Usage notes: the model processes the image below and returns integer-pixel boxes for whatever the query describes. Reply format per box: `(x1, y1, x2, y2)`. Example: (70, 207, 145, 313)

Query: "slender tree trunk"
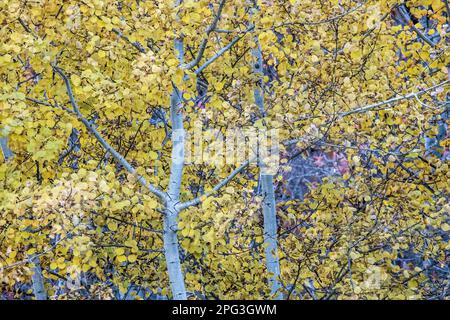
(163, 202, 186, 300)
(29, 254, 47, 300)
(162, 25, 187, 299)
(163, 90, 187, 299)
(252, 35, 282, 298)
(260, 174, 281, 297)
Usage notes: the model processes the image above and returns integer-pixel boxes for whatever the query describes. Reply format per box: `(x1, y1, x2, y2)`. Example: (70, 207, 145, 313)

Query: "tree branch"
(177, 157, 254, 211)
(339, 80, 449, 117)
(51, 65, 167, 201)
(282, 80, 449, 147)
(194, 26, 254, 75)
(0, 234, 70, 272)
(396, 4, 437, 47)
(180, 0, 227, 70)
(274, 1, 368, 28)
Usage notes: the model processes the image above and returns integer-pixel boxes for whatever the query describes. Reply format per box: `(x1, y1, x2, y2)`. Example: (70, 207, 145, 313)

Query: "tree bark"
(162, 28, 187, 299)
(252, 33, 282, 298)
(260, 173, 281, 297)
(163, 202, 186, 300)
(0, 136, 13, 161)
(29, 254, 47, 300)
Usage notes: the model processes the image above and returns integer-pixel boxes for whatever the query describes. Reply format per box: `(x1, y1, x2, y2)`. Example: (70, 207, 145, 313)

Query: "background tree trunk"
(0, 136, 13, 161)
(29, 254, 47, 300)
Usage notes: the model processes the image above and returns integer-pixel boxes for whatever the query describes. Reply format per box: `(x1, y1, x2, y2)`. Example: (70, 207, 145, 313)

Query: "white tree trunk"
(260, 173, 281, 297)
(163, 202, 186, 300)
(252, 36, 282, 298)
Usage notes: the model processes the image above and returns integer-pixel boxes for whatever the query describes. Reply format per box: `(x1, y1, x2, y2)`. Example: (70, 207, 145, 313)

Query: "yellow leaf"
(107, 221, 118, 231)
(215, 81, 224, 92)
(149, 151, 158, 160)
(71, 74, 81, 86)
(117, 255, 127, 263)
(114, 248, 125, 256)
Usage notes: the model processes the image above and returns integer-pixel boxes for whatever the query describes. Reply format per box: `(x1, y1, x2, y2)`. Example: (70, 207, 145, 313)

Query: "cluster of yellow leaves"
(0, 0, 448, 299)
